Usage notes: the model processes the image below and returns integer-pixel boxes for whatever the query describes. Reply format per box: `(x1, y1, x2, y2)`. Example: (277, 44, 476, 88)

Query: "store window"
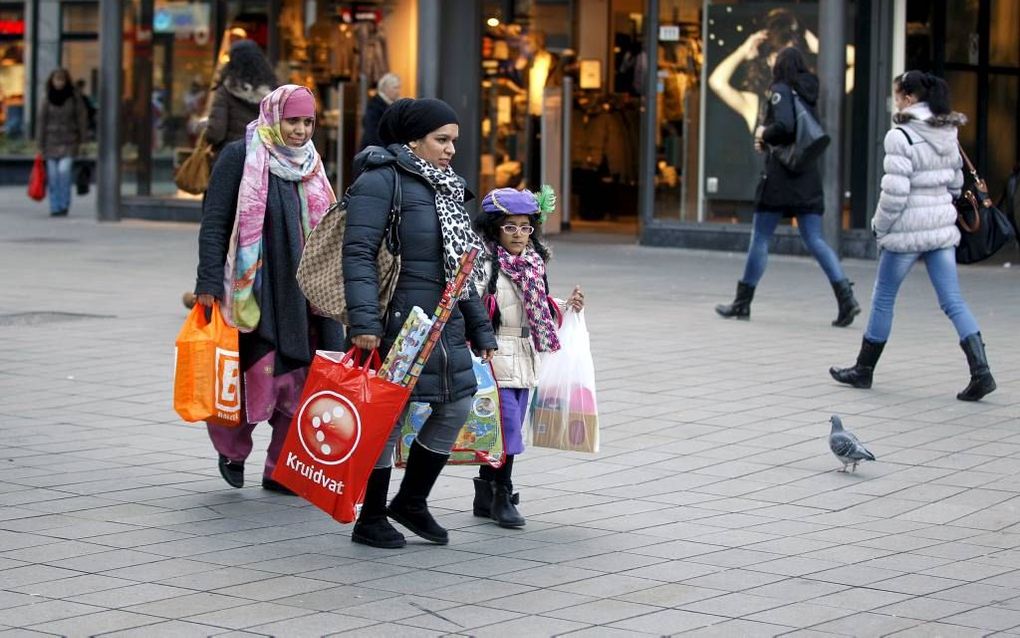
(61, 1, 99, 151)
(119, 0, 414, 201)
(0, 3, 27, 152)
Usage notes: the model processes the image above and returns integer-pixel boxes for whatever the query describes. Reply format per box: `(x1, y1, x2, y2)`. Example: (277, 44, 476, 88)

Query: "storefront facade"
(10, 1, 1017, 259)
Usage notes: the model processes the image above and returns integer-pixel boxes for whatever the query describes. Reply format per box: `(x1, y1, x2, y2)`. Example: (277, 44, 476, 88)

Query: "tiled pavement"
(2, 194, 1019, 637)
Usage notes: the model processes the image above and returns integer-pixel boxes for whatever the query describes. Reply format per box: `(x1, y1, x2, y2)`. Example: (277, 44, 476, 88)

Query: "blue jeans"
(741, 212, 846, 286)
(864, 247, 980, 343)
(46, 156, 73, 214)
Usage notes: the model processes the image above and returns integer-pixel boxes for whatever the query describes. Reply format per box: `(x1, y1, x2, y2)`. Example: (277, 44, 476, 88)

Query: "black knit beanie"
(378, 98, 459, 146)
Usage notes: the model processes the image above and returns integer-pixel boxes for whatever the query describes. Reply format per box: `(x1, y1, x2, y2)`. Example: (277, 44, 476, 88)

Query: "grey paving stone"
(26, 610, 163, 637)
(0, 600, 105, 627)
(246, 611, 376, 637)
(882, 622, 988, 637)
(123, 592, 251, 618)
(184, 602, 307, 630)
(677, 618, 795, 637)
(607, 609, 725, 634)
(98, 619, 231, 637)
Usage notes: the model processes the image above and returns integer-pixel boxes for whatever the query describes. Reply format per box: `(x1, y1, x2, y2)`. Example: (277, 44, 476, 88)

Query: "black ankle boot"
(472, 477, 493, 517)
(831, 279, 861, 327)
(387, 441, 450, 544)
(490, 455, 525, 528)
(715, 281, 755, 320)
(352, 467, 405, 548)
(957, 333, 996, 401)
(830, 337, 886, 389)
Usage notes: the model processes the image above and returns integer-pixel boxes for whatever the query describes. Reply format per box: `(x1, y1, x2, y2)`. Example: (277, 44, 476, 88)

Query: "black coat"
(195, 140, 344, 373)
(359, 95, 389, 150)
(756, 73, 825, 215)
(343, 144, 498, 404)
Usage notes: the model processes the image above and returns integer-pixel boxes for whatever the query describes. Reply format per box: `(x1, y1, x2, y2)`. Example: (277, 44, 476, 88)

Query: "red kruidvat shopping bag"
(271, 349, 411, 523)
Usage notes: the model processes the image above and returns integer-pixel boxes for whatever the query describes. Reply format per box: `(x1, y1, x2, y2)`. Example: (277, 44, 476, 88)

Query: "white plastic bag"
(527, 310, 599, 453)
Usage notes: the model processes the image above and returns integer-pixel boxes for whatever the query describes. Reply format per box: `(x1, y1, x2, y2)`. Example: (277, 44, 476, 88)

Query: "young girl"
(473, 186, 584, 528)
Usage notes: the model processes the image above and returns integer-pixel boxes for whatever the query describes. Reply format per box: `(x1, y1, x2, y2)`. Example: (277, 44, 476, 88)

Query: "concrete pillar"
(96, 0, 122, 221)
(817, 0, 846, 255)
(436, 0, 481, 194)
(27, 0, 60, 137)
(416, 0, 440, 98)
(637, 0, 658, 233)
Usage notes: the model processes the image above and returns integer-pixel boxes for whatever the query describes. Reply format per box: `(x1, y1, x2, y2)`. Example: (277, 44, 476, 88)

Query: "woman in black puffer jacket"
(343, 98, 498, 549)
(714, 47, 860, 328)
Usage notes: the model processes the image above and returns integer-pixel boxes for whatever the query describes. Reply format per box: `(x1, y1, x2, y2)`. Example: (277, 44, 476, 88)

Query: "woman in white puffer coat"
(830, 71, 995, 401)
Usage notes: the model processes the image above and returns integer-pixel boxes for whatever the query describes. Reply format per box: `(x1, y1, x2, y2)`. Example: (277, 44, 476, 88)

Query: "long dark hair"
(220, 40, 277, 89)
(46, 68, 74, 106)
(895, 70, 952, 116)
(474, 213, 552, 331)
(772, 47, 808, 86)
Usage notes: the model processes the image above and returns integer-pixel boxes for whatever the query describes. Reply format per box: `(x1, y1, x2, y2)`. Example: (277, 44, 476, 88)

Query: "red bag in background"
(28, 155, 46, 201)
(271, 349, 411, 524)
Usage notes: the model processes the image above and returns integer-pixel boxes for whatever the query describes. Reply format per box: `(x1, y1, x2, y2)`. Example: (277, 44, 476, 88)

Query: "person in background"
(714, 46, 860, 327)
(36, 68, 88, 217)
(205, 40, 277, 160)
(359, 72, 400, 150)
(343, 98, 497, 548)
(193, 85, 344, 492)
(830, 71, 995, 401)
(472, 186, 584, 528)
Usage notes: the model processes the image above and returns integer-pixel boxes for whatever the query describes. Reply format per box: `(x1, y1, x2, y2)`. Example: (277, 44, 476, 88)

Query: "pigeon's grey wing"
(857, 444, 877, 461)
(829, 432, 857, 458)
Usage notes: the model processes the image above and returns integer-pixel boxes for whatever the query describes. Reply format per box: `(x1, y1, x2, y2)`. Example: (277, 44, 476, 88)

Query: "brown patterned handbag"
(297, 166, 401, 324)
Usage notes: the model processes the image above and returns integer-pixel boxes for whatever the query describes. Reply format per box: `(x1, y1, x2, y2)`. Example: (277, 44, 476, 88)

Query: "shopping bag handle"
(343, 347, 382, 371)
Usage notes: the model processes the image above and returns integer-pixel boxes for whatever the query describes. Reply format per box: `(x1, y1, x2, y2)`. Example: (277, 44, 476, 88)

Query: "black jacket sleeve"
(342, 167, 393, 337)
(762, 83, 796, 146)
(361, 100, 384, 149)
(194, 140, 245, 296)
(459, 285, 498, 351)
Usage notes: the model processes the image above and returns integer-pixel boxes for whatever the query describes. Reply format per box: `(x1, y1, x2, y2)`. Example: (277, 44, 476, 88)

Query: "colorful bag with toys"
(528, 310, 599, 453)
(396, 354, 505, 467)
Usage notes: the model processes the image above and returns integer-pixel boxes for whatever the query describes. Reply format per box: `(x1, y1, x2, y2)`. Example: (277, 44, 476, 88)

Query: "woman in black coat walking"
(343, 98, 498, 549)
(714, 47, 860, 326)
(205, 40, 276, 158)
(193, 85, 343, 493)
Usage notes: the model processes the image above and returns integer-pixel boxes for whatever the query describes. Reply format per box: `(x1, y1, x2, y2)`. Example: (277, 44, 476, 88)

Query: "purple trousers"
(206, 411, 291, 479)
(500, 387, 530, 456)
(205, 351, 307, 479)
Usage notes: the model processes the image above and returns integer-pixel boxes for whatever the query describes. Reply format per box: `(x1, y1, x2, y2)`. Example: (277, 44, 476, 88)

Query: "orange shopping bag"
(173, 303, 241, 427)
(271, 349, 411, 523)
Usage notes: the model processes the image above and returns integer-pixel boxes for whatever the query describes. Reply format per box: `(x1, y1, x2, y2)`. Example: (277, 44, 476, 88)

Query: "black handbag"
(75, 162, 91, 196)
(955, 145, 1016, 264)
(772, 91, 831, 172)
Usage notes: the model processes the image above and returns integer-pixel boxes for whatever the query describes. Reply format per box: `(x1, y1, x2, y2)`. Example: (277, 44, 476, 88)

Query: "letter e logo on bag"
(214, 347, 240, 418)
(297, 391, 362, 465)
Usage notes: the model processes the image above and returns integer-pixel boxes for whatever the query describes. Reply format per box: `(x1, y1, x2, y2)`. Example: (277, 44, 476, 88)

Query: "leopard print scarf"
(402, 146, 484, 295)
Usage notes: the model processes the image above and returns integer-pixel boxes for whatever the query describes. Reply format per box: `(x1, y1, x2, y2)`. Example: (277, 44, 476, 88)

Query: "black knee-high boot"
(351, 467, 405, 548)
(715, 281, 755, 320)
(490, 455, 525, 528)
(830, 337, 886, 389)
(831, 279, 861, 327)
(387, 440, 450, 544)
(957, 333, 996, 401)
(473, 464, 495, 518)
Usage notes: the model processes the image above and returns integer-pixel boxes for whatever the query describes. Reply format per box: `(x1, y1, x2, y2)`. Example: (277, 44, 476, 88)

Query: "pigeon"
(828, 415, 876, 472)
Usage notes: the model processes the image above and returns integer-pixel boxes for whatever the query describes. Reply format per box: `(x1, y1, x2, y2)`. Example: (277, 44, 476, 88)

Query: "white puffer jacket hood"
(872, 103, 966, 253)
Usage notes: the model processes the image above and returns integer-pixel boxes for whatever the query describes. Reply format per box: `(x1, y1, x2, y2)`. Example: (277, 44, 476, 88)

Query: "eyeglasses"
(500, 224, 535, 235)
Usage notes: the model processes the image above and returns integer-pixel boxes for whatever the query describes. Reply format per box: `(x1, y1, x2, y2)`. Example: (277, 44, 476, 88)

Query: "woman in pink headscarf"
(192, 85, 343, 493)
